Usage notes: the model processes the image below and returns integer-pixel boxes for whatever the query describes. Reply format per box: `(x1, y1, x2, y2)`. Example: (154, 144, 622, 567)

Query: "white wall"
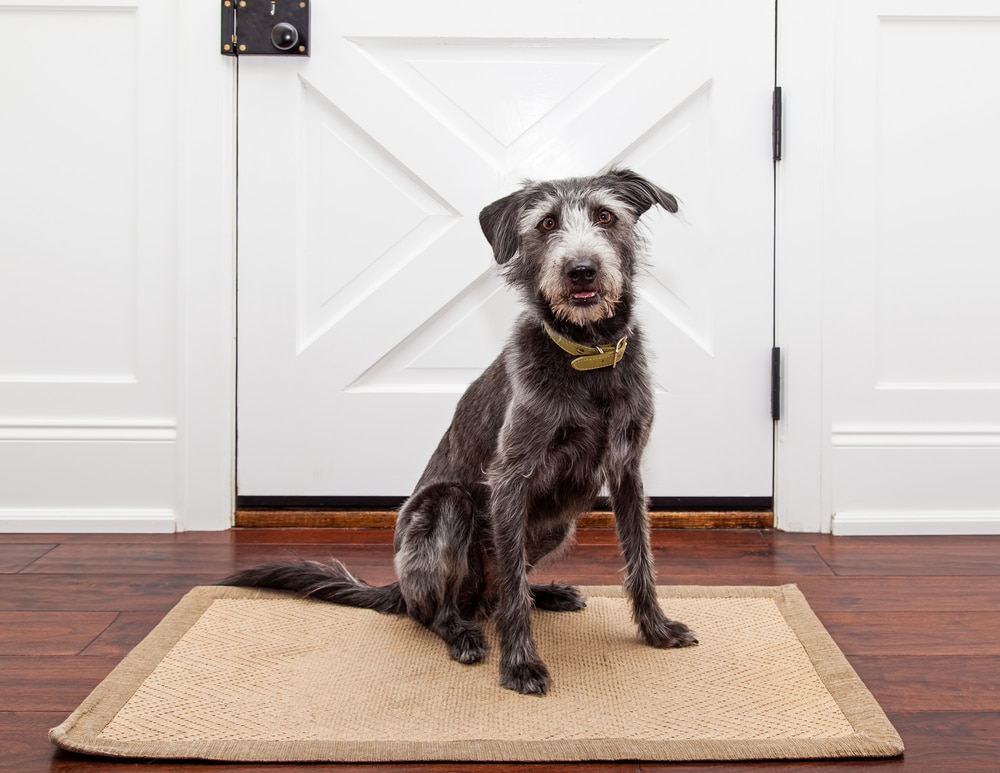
(0, 0, 234, 532)
(1, 0, 996, 533)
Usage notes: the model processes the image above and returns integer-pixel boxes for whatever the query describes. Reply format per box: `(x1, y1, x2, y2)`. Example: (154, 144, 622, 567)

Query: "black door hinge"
(771, 346, 781, 421)
(221, 0, 310, 57)
(221, 1, 236, 54)
(772, 86, 783, 161)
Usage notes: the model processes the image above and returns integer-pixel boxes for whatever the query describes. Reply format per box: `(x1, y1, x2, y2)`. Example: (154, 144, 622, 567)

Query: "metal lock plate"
(221, 0, 310, 56)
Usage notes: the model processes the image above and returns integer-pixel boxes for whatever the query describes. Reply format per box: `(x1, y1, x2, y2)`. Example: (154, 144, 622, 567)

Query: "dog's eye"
(596, 210, 616, 227)
(539, 216, 558, 232)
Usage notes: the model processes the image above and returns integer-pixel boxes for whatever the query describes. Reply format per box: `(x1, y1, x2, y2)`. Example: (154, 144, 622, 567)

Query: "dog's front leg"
(610, 465, 698, 649)
(489, 476, 551, 695)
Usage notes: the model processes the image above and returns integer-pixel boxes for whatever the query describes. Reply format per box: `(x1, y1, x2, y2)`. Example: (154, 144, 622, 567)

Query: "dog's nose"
(566, 260, 598, 285)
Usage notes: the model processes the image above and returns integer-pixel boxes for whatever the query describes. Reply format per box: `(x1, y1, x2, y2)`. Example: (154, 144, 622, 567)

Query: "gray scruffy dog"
(223, 168, 698, 695)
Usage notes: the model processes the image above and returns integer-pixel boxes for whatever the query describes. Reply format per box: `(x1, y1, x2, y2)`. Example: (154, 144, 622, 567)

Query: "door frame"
(771, 1, 832, 532)
(181, 0, 828, 532)
(174, 0, 237, 531)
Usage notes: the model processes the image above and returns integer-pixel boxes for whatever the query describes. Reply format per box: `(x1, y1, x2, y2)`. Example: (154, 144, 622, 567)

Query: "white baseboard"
(832, 511, 1000, 536)
(0, 508, 176, 534)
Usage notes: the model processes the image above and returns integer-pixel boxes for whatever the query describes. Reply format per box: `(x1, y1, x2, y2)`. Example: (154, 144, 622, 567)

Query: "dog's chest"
(546, 419, 610, 458)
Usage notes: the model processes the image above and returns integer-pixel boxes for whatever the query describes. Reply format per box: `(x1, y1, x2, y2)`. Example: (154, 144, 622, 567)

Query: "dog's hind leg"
(527, 522, 586, 611)
(530, 582, 586, 611)
(394, 483, 488, 664)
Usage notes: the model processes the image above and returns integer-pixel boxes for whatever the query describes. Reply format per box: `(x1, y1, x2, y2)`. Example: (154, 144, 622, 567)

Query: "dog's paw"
(500, 659, 552, 695)
(531, 582, 587, 612)
(447, 628, 487, 664)
(642, 617, 699, 649)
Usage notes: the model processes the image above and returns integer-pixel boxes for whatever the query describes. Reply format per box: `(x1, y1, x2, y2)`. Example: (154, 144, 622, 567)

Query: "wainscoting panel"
(0, 0, 181, 531)
(820, 3, 1000, 534)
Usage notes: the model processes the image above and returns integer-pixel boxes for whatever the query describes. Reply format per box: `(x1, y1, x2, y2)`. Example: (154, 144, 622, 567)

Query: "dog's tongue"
(572, 291, 597, 300)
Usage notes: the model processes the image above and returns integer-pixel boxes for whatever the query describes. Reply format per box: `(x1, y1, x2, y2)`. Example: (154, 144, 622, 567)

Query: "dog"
(222, 168, 698, 695)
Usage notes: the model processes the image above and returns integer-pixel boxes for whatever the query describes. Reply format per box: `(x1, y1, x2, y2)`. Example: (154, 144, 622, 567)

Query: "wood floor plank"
(790, 576, 1000, 613)
(21, 540, 827, 582)
(576, 528, 772, 547)
(808, 534, 992, 548)
(18, 543, 393, 578)
(650, 543, 835, 577)
(80, 611, 171, 658)
(814, 538, 1000, 576)
(0, 544, 56, 573)
(887, 711, 1000, 768)
(0, 575, 221, 612)
(850, 655, 1000, 713)
(0, 712, 70, 773)
(0, 612, 117, 656)
(0, 657, 118, 712)
(818, 612, 1000, 656)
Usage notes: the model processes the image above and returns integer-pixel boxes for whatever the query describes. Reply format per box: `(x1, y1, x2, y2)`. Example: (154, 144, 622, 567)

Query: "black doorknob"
(271, 22, 299, 51)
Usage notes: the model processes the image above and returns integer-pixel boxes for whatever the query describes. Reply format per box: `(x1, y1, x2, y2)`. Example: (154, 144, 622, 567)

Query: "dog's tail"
(220, 558, 406, 614)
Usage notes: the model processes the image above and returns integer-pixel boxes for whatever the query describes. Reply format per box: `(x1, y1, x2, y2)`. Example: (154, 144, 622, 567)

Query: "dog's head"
(479, 169, 678, 327)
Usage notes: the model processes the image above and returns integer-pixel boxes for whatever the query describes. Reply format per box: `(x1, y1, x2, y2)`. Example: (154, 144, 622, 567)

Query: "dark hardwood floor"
(2, 528, 999, 772)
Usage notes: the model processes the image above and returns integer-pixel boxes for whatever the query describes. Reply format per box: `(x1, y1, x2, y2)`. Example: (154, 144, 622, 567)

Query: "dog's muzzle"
(565, 259, 602, 307)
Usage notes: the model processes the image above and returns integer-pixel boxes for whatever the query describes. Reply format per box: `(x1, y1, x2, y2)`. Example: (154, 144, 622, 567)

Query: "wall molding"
(831, 428, 1000, 448)
(0, 421, 177, 443)
(0, 508, 176, 534)
(833, 510, 1000, 536)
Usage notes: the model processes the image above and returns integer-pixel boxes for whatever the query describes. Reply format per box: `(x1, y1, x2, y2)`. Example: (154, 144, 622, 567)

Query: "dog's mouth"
(570, 290, 599, 305)
(547, 287, 619, 325)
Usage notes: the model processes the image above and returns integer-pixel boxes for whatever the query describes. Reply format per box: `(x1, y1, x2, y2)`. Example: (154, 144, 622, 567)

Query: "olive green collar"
(542, 322, 628, 371)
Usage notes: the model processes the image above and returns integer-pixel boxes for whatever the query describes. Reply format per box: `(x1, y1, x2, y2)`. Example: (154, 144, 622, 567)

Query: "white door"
(237, 0, 775, 500)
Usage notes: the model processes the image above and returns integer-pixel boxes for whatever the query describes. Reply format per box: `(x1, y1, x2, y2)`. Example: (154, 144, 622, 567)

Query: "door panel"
(237, 1, 775, 498)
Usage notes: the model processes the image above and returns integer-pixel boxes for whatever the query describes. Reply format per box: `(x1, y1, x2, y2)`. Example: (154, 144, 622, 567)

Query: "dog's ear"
(479, 190, 528, 265)
(603, 168, 679, 217)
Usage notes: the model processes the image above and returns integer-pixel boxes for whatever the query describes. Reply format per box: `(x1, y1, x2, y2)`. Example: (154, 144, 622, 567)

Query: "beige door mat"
(51, 584, 903, 763)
